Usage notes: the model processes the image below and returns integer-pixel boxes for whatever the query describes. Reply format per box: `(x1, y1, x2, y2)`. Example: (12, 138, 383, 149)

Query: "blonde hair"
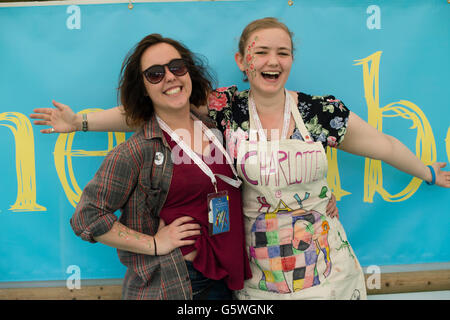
(238, 17, 295, 57)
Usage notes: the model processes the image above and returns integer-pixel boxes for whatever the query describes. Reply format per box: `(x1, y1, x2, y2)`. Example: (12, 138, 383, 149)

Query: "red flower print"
(208, 92, 228, 112)
(215, 87, 229, 93)
(327, 136, 338, 148)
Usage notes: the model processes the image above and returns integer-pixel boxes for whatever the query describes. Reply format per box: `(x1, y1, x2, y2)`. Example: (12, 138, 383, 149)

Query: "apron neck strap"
(288, 91, 314, 143)
(248, 89, 314, 143)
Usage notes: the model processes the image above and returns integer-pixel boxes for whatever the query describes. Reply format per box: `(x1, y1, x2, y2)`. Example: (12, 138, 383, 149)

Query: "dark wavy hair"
(118, 34, 216, 127)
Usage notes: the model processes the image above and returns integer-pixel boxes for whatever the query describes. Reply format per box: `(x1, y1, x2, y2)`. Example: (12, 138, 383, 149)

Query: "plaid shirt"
(70, 114, 192, 300)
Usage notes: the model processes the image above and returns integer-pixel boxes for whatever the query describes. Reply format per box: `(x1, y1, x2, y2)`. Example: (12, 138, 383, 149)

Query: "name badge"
(207, 191, 230, 236)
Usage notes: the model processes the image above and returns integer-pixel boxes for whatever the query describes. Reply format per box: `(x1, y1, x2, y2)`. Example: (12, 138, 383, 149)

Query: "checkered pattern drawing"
(250, 198, 332, 293)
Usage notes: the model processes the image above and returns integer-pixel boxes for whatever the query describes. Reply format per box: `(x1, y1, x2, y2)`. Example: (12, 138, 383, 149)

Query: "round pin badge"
(154, 152, 164, 165)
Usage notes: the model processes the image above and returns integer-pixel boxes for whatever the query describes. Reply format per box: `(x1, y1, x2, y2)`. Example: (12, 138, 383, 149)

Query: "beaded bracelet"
(426, 165, 436, 185)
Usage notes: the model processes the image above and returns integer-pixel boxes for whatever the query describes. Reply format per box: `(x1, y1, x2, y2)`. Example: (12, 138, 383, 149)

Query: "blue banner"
(0, 0, 449, 282)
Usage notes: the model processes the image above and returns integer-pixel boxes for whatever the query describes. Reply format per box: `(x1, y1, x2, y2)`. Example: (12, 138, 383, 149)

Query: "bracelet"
(82, 113, 88, 132)
(426, 165, 436, 186)
(153, 237, 157, 256)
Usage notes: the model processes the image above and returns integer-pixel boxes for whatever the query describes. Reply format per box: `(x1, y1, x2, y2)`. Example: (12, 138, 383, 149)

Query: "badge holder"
(207, 190, 230, 236)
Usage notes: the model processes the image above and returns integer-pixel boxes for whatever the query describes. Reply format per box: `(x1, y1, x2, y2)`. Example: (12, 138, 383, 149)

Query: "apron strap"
(287, 91, 315, 143)
(248, 89, 314, 143)
(248, 89, 291, 142)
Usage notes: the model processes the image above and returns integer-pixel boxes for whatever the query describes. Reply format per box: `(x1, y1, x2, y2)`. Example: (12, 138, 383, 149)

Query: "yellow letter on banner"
(354, 51, 436, 202)
(326, 146, 351, 201)
(54, 109, 126, 208)
(446, 127, 450, 163)
(0, 112, 46, 212)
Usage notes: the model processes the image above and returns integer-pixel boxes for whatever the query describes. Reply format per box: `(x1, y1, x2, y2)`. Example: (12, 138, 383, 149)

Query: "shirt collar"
(142, 113, 170, 147)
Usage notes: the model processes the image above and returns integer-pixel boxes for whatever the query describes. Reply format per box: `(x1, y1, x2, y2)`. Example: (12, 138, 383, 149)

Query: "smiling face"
(141, 42, 192, 115)
(235, 27, 293, 96)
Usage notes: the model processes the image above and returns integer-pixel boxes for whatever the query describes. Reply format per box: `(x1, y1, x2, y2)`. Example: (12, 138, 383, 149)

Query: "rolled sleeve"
(70, 144, 136, 243)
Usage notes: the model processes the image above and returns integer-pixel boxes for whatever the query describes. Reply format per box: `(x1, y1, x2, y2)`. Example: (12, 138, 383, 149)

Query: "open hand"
(154, 216, 201, 256)
(30, 100, 79, 134)
(433, 162, 450, 188)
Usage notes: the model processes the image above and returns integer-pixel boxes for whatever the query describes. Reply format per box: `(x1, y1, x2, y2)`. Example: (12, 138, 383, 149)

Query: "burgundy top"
(159, 130, 251, 290)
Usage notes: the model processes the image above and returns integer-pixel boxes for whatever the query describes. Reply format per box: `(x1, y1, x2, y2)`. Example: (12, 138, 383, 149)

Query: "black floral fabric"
(207, 86, 350, 159)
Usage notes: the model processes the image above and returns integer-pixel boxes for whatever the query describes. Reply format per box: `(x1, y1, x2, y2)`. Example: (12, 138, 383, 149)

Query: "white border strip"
(0, 0, 245, 8)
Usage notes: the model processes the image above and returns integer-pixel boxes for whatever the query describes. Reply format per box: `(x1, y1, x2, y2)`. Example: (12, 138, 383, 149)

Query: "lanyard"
(156, 113, 242, 192)
(248, 88, 292, 141)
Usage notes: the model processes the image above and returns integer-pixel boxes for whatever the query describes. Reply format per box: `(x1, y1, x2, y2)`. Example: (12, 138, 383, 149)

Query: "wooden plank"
(0, 285, 122, 300)
(1, 269, 449, 299)
(365, 269, 450, 295)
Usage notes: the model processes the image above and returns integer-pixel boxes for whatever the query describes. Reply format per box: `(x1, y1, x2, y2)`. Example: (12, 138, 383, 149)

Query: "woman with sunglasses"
(66, 33, 252, 300)
(32, 17, 449, 300)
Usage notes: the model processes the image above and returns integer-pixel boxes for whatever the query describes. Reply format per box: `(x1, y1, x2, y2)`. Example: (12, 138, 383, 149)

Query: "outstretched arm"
(337, 112, 450, 188)
(30, 100, 135, 133)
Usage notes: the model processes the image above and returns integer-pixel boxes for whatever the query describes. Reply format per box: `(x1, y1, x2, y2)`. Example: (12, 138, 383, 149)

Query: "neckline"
(248, 88, 292, 141)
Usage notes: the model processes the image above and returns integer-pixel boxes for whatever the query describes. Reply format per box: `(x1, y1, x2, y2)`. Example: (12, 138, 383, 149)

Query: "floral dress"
(207, 86, 350, 161)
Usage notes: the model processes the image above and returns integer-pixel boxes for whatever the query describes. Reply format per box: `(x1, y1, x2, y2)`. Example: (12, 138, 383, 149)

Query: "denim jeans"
(185, 260, 232, 300)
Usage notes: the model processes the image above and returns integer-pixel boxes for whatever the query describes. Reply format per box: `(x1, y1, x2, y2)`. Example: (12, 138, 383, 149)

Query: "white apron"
(234, 90, 367, 300)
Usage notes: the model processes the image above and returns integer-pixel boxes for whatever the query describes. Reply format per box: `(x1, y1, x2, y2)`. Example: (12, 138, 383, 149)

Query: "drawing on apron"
(235, 89, 367, 299)
(249, 195, 332, 293)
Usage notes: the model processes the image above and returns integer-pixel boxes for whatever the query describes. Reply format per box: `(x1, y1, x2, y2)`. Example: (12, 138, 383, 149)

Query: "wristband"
(82, 113, 88, 132)
(426, 165, 436, 186)
(153, 237, 157, 256)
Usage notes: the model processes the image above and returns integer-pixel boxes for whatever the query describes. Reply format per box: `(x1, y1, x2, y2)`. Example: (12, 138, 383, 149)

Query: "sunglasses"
(142, 58, 189, 84)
